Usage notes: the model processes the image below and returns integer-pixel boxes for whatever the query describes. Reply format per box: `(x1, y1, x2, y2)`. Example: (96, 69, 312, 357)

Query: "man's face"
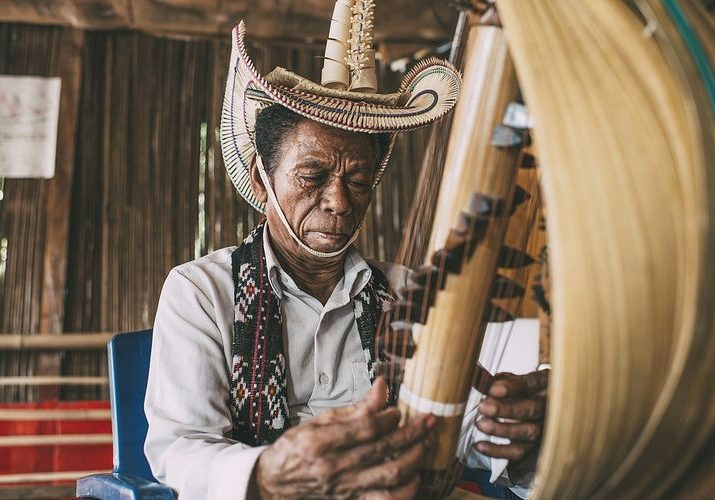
(266, 119, 378, 253)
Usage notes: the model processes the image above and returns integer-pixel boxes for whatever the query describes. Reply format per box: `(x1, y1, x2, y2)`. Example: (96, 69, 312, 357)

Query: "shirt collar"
(262, 223, 372, 300)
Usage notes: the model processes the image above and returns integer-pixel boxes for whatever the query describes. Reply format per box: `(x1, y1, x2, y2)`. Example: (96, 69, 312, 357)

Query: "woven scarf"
(228, 222, 393, 446)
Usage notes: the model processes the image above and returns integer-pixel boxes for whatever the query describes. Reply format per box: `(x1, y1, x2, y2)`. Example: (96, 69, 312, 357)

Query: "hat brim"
(220, 21, 461, 213)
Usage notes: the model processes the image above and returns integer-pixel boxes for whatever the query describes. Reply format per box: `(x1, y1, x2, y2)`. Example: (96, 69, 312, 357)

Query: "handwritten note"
(0, 75, 61, 178)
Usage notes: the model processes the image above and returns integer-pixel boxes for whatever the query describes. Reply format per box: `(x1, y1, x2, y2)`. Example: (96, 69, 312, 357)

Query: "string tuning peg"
(412, 264, 448, 289)
(468, 192, 505, 218)
(483, 302, 515, 322)
(472, 363, 494, 394)
(491, 274, 525, 299)
(399, 284, 438, 310)
(378, 327, 416, 358)
(521, 152, 538, 169)
(390, 299, 430, 324)
(497, 245, 535, 268)
(512, 185, 531, 207)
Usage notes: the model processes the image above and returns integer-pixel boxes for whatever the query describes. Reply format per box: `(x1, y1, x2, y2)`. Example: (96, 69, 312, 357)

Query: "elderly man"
(145, 11, 547, 500)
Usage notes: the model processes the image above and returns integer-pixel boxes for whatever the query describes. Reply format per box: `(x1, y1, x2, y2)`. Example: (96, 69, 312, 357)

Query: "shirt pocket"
(351, 361, 372, 404)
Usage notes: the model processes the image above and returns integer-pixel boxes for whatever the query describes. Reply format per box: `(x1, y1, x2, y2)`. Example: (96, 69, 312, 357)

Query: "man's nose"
(321, 177, 352, 216)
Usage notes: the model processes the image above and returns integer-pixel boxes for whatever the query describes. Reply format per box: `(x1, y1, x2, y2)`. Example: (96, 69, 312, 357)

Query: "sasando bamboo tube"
(398, 24, 522, 476)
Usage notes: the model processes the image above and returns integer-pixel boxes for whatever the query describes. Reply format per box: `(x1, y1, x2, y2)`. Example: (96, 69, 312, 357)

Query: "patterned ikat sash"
(228, 223, 393, 446)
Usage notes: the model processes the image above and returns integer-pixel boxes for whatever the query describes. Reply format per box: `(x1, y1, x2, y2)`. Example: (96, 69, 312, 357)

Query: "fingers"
(474, 371, 549, 467)
(479, 395, 546, 420)
(359, 475, 421, 500)
(321, 407, 402, 450)
(359, 376, 390, 413)
(476, 417, 542, 442)
(488, 369, 550, 399)
(329, 414, 436, 475)
(474, 439, 536, 462)
(339, 436, 427, 494)
(317, 377, 390, 423)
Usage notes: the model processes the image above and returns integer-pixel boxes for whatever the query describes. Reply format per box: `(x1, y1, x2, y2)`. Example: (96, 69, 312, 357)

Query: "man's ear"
(249, 158, 268, 204)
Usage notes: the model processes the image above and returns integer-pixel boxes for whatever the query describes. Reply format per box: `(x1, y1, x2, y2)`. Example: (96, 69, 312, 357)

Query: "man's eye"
(348, 179, 371, 190)
(301, 174, 326, 184)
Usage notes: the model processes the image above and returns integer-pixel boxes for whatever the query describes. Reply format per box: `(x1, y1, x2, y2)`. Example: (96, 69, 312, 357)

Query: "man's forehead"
(285, 120, 374, 158)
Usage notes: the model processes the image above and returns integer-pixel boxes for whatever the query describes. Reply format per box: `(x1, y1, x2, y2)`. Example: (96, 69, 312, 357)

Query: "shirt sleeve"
(144, 267, 266, 500)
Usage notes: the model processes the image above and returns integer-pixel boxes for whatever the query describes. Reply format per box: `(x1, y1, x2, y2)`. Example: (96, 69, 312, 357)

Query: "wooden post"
(37, 28, 85, 401)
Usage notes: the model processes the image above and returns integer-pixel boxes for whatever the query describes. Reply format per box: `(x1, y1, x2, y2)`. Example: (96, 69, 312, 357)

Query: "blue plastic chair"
(76, 330, 175, 499)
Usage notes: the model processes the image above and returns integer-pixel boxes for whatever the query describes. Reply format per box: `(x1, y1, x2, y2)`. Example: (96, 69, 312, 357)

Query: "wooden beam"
(0, 0, 457, 41)
(0, 0, 128, 29)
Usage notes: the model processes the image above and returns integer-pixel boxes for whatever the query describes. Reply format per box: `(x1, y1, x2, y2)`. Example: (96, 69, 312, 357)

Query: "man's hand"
(474, 369, 549, 465)
(254, 377, 435, 499)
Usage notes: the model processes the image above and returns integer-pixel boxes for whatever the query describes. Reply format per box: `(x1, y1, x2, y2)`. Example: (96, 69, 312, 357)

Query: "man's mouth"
(315, 231, 349, 240)
(310, 231, 350, 242)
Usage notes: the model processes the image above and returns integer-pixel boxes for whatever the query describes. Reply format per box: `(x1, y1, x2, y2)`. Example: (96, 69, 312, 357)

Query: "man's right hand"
(253, 376, 435, 499)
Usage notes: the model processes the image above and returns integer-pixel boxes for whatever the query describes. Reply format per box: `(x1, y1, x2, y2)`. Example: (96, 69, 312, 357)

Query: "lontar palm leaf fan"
(384, 0, 715, 498)
(497, 0, 715, 497)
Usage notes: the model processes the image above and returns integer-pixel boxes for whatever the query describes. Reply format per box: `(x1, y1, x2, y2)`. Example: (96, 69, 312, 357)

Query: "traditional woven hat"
(220, 0, 461, 214)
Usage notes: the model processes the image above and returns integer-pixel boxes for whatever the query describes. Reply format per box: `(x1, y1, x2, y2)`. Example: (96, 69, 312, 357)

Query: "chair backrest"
(108, 330, 155, 481)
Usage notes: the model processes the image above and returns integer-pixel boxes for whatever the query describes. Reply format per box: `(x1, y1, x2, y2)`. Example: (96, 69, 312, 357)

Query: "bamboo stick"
(0, 333, 112, 350)
(0, 376, 107, 386)
(398, 25, 522, 491)
(0, 471, 109, 485)
(0, 408, 110, 420)
(0, 434, 112, 447)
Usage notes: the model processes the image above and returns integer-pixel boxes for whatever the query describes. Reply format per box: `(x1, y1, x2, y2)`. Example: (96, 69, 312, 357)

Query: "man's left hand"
(474, 369, 549, 465)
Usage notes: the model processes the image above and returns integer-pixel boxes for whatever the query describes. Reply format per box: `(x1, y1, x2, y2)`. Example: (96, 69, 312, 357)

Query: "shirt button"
(319, 373, 330, 386)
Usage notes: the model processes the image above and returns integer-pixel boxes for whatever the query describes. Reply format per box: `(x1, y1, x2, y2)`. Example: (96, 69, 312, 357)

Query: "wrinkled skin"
(249, 119, 377, 304)
(254, 378, 434, 499)
(249, 118, 548, 497)
(476, 370, 549, 473)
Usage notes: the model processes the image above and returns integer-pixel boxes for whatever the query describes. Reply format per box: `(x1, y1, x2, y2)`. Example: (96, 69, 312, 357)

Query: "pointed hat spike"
(321, 0, 353, 90)
(347, 0, 378, 92)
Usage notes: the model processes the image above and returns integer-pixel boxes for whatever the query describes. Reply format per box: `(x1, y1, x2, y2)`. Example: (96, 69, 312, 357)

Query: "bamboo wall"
(0, 23, 430, 402)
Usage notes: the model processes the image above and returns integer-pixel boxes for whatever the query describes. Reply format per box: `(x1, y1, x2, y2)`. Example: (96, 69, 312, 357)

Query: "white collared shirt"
(144, 229, 399, 500)
(262, 227, 375, 423)
(144, 225, 537, 499)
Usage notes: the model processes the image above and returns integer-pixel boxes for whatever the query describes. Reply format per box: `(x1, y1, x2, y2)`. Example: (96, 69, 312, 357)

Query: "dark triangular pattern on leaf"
(498, 245, 535, 268)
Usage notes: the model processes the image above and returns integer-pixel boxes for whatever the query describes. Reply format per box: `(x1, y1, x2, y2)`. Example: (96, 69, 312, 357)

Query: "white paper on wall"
(0, 75, 62, 178)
